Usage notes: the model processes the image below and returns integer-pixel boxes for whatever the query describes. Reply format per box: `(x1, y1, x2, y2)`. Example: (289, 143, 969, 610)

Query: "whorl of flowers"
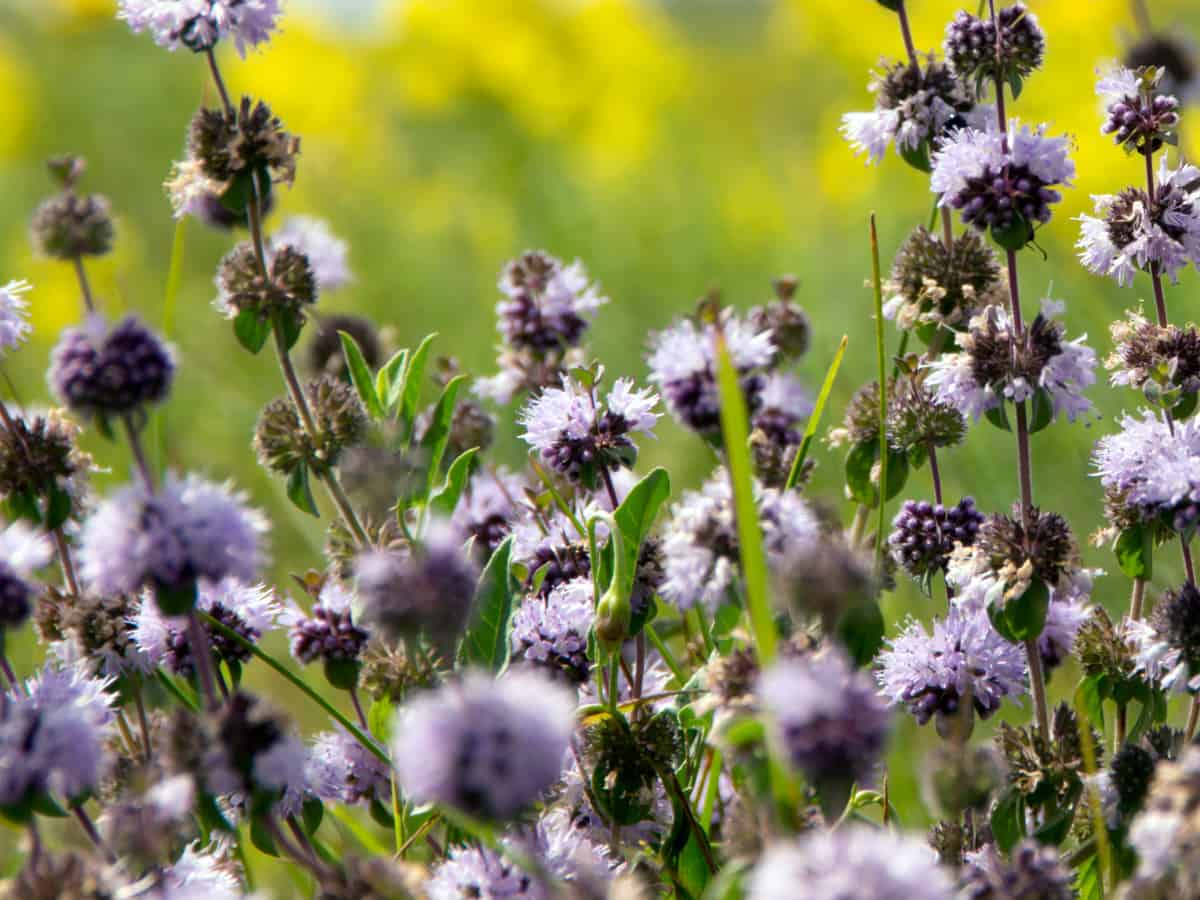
(1128, 582, 1200, 693)
(932, 120, 1074, 248)
(876, 603, 1027, 730)
(749, 826, 954, 900)
(760, 647, 891, 787)
(78, 473, 268, 603)
(960, 840, 1074, 900)
(1097, 65, 1181, 154)
(117, 0, 282, 57)
(510, 577, 595, 685)
(452, 467, 525, 555)
(925, 299, 1096, 423)
(0, 280, 32, 358)
(1093, 410, 1200, 533)
(841, 55, 978, 167)
(392, 670, 576, 821)
(889, 496, 984, 582)
(1105, 308, 1200, 401)
(659, 468, 819, 613)
(944, 4, 1046, 88)
(883, 227, 1005, 334)
(308, 729, 390, 807)
(1078, 158, 1200, 287)
(647, 308, 775, 439)
(270, 216, 352, 293)
(476, 251, 607, 404)
(1126, 746, 1200, 896)
(519, 372, 658, 489)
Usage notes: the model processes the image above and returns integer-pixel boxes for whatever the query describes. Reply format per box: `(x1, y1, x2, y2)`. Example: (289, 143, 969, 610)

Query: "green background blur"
(4, 0, 1200, 886)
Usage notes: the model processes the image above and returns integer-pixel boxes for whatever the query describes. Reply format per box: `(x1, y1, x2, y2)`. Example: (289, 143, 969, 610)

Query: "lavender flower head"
(925, 299, 1096, 423)
(1093, 410, 1200, 532)
(204, 691, 308, 805)
(511, 577, 595, 685)
(308, 729, 390, 806)
(510, 507, 592, 599)
(272, 216, 352, 292)
(0, 279, 32, 357)
(932, 120, 1074, 247)
(161, 841, 243, 899)
(427, 844, 548, 900)
(133, 577, 280, 676)
(354, 519, 479, 653)
(749, 826, 954, 900)
(960, 840, 1074, 900)
(117, 0, 282, 57)
(1, 660, 115, 809)
(1126, 746, 1200, 894)
(751, 371, 814, 445)
(647, 310, 775, 438)
(285, 579, 369, 668)
(760, 647, 890, 786)
(876, 603, 1026, 729)
(519, 372, 658, 488)
(1078, 157, 1200, 287)
(452, 467, 526, 554)
(841, 55, 979, 166)
(1097, 65, 1181, 154)
(659, 469, 819, 613)
(79, 472, 268, 601)
(0, 522, 52, 630)
(392, 669, 576, 820)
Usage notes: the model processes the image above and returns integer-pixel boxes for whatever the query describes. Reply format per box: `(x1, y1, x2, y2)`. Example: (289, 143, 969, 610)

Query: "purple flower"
(308, 729, 390, 806)
(1078, 158, 1200, 287)
(1, 660, 116, 807)
(271, 216, 352, 292)
(117, 0, 282, 57)
(284, 579, 369, 667)
(510, 577, 595, 685)
(0, 279, 32, 357)
(646, 310, 775, 437)
(0, 521, 54, 627)
(133, 577, 280, 675)
(452, 467, 526, 554)
(925, 299, 1095, 423)
(660, 469, 819, 613)
(750, 826, 954, 900)
(876, 604, 1027, 728)
(961, 840, 1074, 900)
(78, 473, 268, 598)
(392, 670, 575, 820)
(932, 120, 1074, 241)
(161, 841, 243, 898)
(760, 647, 890, 786)
(49, 314, 175, 419)
(1093, 410, 1200, 531)
(1097, 65, 1181, 153)
(519, 374, 658, 487)
(427, 844, 548, 900)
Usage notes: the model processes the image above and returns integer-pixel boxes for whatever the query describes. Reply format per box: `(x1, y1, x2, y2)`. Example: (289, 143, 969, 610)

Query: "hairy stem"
(72, 804, 116, 863)
(1130, 576, 1146, 621)
(205, 48, 235, 117)
(122, 414, 156, 492)
(1025, 636, 1050, 738)
(72, 256, 95, 314)
(927, 441, 944, 506)
(895, 0, 921, 71)
(186, 610, 221, 710)
(1145, 151, 1170, 327)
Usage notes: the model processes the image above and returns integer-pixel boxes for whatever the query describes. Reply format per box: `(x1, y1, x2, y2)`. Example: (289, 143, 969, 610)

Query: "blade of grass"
(785, 334, 849, 491)
(154, 218, 187, 472)
(714, 330, 776, 667)
(870, 214, 889, 573)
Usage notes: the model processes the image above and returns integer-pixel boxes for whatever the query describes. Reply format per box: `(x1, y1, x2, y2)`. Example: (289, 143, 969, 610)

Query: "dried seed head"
(188, 97, 299, 188)
(359, 640, 440, 704)
(34, 587, 141, 672)
(885, 226, 1004, 333)
(306, 313, 382, 381)
(253, 376, 368, 477)
(997, 703, 1098, 806)
(887, 378, 968, 453)
(829, 378, 892, 447)
(977, 507, 1077, 587)
(0, 413, 78, 499)
(967, 309, 1063, 396)
(1076, 606, 1138, 685)
(928, 820, 988, 867)
(1107, 309, 1200, 397)
(749, 296, 810, 361)
(30, 193, 115, 260)
(216, 241, 317, 322)
(325, 510, 407, 581)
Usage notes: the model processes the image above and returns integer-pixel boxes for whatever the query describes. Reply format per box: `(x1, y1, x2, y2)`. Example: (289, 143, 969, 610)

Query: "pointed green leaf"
(786, 335, 848, 491)
(461, 535, 516, 672)
(1115, 524, 1153, 580)
(338, 331, 383, 420)
(420, 374, 468, 493)
(380, 349, 409, 412)
(837, 600, 885, 667)
(42, 483, 72, 531)
(991, 788, 1026, 852)
(233, 309, 270, 354)
(400, 333, 438, 432)
(430, 447, 480, 517)
(286, 462, 320, 517)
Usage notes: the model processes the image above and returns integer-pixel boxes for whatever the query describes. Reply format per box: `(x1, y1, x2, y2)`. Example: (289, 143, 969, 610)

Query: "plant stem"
(72, 804, 115, 863)
(940, 206, 955, 251)
(72, 256, 95, 314)
(122, 415, 156, 492)
(927, 441, 944, 506)
(1115, 702, 1127, 751)
(0, 653, 18, 692)
(1183, 538, 1196, 585)
(186, 610, 221, 710)
(1145, 151, 1170, 326)
(350, 686, 369, 730)
(1025, 636, 1050, 738)
(662, 768, 719, 875)
(895, 0, 921, 71)
(134, 680, 154, 762)
(1130, 576, 1146, 621)
(870, 214, 889, 573)
(205, 48, 235, 116)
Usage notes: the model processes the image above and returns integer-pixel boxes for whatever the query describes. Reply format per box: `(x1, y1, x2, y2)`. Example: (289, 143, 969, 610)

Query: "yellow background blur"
(4, 0, 1200, 887)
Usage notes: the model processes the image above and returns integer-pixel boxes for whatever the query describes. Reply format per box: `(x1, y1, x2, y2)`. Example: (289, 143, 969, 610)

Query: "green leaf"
(339, 331, 383, 420)
(1028, 388, 1054, 434)
(1116, 524, 1153, 580)
(786, 335, 848, 491)
(275, 309, 304, 351)
(250, 816, 279, 857)
(460, 535, 516, 673)
(714, 331, 775, 666)
(845, 440, 878, 506)
(883, 447, 909, 501)
(368, 696, 395, 745)
(399, 333, 438, 433)
(233, 308, 270, 354)
(430, 448, 480, 517)
(607, 467, 671, 610)
(899, 140, 932, 173)
(378, 349, 409, 412)
(41, 484, 72, 531)
(1075, 673, 1107, 731)
(225, 658, 242, 689)
(286, 462, 320, 517)
(420, 374, 468, 494)
(677, 828, 714, 898)
(1172, 388, 1198, 421)
(985, 402, 1012, 432)
(719, 716, 765, 749)
(1033, 783, 1080, 846)
(837, 600, 885, 667)
(3, 490, 40, 525)
(990, 212, 1032, 251)
(991, 788, 1026, 853)
(1003, 578, 1050, 641)
(1074, 853, 1102, 900)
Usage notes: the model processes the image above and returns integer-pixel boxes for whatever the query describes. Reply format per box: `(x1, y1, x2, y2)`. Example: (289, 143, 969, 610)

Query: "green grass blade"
(714, 330, 776, 666)
(785, 334, 848, 491)
(870, 214, 888, 572)
(155, 217, 187, 471)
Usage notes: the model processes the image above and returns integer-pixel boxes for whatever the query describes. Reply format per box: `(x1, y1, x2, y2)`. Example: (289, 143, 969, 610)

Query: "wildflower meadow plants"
(6, 1, 1200, 899)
